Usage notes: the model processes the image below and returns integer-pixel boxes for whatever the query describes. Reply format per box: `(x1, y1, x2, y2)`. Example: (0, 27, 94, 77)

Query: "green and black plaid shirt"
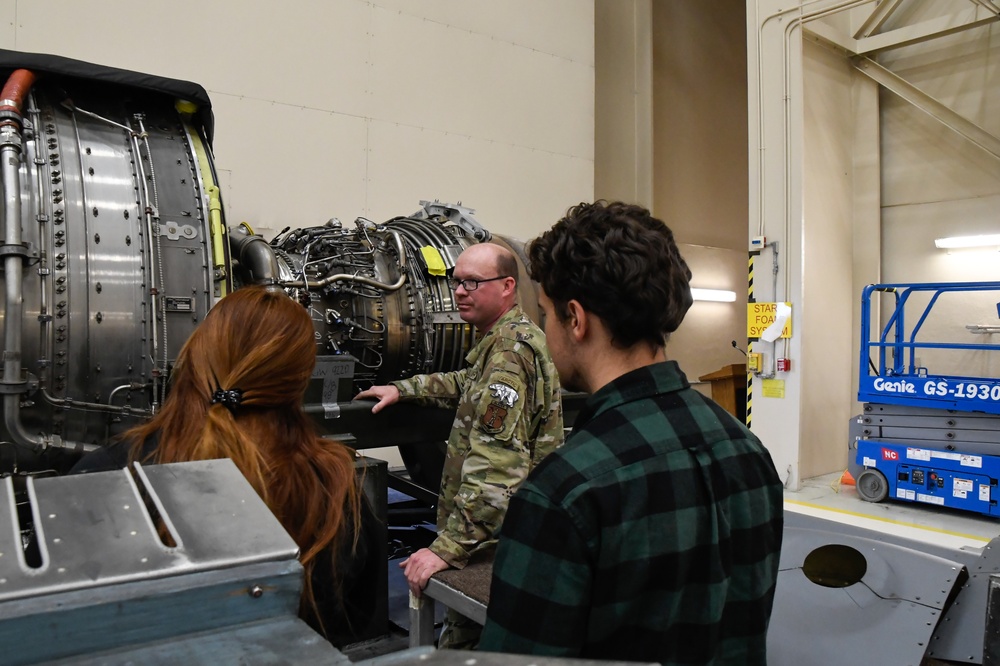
(480, 361, 783, 664)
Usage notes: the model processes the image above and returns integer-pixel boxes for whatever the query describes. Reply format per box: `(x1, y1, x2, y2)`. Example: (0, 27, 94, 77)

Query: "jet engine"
(0, 51, 535, 476)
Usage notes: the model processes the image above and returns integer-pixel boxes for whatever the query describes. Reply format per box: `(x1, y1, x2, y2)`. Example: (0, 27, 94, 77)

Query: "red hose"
(0, 69, 36, 115)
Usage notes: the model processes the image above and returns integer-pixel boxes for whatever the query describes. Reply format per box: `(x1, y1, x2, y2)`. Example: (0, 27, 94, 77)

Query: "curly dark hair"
(528, 201, 693, 348)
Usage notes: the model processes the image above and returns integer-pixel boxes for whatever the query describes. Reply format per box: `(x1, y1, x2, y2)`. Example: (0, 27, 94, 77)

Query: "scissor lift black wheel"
(856, 468, 889, 503)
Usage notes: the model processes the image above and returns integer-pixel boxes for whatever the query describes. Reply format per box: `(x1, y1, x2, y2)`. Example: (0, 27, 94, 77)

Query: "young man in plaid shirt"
(479, 201, 783, 664)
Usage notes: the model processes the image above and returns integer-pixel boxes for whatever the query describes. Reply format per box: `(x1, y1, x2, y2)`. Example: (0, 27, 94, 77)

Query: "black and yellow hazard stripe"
(746, 253, 756, 428)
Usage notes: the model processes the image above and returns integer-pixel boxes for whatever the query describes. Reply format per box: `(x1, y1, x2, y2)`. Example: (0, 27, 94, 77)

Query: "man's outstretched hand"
(353, 385, 401, 414)
(400, 548, 450, 597)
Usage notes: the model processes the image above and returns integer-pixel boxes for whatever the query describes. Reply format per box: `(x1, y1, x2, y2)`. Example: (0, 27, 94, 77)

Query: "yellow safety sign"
(747, 302, 792, 339)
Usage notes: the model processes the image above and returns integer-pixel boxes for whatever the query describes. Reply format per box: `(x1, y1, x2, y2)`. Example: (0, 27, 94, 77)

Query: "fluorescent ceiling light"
(934, 234, 1000, 249)
(691, 288, 736, 302)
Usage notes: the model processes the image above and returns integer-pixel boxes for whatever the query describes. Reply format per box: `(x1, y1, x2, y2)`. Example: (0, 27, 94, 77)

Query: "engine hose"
(0, 69, 83, 453)
(282, 230, 408, 291)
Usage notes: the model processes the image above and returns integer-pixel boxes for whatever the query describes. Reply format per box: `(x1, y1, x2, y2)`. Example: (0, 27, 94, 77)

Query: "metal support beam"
(854, 0, 905, 39)
(852, 56, 1000, 161)
(808, 7, 1000, 64)
(969, 0, 1000, 16)
(408, 592, 437, 648)
(855, 7, 1000, 54)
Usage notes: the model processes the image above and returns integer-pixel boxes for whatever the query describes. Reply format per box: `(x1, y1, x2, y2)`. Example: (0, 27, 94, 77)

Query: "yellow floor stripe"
(784, 498, 992, 543)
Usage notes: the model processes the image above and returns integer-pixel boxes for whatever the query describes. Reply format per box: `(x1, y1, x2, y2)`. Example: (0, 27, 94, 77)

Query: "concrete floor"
(785, 470, 999, 552)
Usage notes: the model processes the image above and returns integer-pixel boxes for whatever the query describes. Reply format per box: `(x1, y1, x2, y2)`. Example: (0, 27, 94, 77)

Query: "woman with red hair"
(74, 285, 376, 646)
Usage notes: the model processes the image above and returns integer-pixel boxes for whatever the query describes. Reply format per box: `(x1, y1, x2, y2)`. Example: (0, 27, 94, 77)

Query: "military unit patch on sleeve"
(476, 372, 525, 438)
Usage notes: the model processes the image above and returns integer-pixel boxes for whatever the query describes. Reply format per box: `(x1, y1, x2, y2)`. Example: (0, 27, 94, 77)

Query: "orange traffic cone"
(839, 469, 855, 486)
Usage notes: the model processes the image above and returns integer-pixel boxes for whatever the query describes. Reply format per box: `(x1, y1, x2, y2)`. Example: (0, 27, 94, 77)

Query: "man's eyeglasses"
(447, 276, 510, 291)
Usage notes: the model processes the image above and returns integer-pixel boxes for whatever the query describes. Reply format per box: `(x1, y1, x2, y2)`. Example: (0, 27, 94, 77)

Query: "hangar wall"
(652, 1, 752, 391)
(0, 0, 595, 243)
(750, 0, 1000, 488)
(0, 0, 595, 467)
(596, 0, 752, 389)
(5, 1, 996, 489)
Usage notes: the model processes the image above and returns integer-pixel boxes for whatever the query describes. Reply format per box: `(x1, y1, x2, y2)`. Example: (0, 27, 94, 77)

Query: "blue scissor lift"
(848, 282, 1000, 517)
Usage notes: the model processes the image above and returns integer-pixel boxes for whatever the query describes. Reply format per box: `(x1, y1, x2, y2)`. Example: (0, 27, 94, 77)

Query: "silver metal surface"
(781, 510, 1000, 664)
(0, 458, 309, 665)
(0, 459, 298, 602)
(408, 577, 488, 648)
(40, 615, 350, 666)
(358, 647, 657, 666)
(270, 206, 516, 389)
(0, 82, 218, 464)
(768, 524, 967, 666)
(408, 592, 437, 648)
(267, 198, 541, 397)
(931, 540, 1000, 663)
(985, 573, 1000, 665)
(425, 577, 487, 625)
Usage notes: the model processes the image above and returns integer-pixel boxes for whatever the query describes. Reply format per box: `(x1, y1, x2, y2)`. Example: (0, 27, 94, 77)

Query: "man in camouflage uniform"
(355, 242, 563, 649)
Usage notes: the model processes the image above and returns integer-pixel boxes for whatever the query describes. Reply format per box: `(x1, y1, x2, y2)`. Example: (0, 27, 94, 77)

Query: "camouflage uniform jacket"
(391, 304, 563, 569)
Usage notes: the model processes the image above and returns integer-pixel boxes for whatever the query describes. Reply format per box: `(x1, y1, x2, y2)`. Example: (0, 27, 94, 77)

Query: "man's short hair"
(495, 247, 519, 284)
(528, 201, 693, 348)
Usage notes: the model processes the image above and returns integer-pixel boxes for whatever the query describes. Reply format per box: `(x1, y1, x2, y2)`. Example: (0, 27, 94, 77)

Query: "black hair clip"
(208, 368, 243, 413)
(210, 387, 244, 413)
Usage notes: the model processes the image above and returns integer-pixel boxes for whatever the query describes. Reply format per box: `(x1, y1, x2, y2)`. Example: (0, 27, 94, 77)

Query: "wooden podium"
(698, 363, 747, 422)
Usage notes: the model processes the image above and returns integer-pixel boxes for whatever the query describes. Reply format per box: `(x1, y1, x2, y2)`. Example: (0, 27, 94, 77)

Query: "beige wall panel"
(0, 1, 14, 48)
(876, 12, 1000, 384)
(652, 0, 748, 251)
(883, 193, 1000, 283)
(170, 2, 373, 118)
(850, 76, 881, 417)
(3, 1, 594, 245)
(595, 0, 653, 207)
(800, 40, 855, 479)
(6, 2, 173, 73)
(371, 0, 594, 65)
(649, 1, 749, 435)
(368, 5, 593, 161)
(8, 2, 217, 84)
(880, 17, 999, 135)
(878, 20, 1000, 208)
(10, 1, 374, 119)
(880, 94, 1000, 209)
(365, 120, 592, 240)
(669, 244, 748, 384)
(211, 94, 370, 232)
(881, 194, 1000, 385)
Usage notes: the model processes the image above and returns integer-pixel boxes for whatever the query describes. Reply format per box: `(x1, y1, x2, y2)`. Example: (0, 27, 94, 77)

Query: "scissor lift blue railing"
(858, 282, 1000, 415)
(853, 282, 1000, 516)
